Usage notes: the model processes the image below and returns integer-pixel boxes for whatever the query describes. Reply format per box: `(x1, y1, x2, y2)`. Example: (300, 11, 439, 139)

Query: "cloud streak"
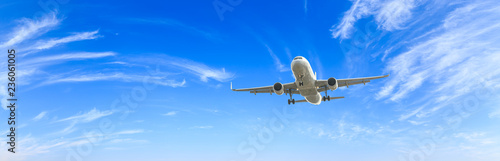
(378, 0, 500, 103)
(139, 55, 234, 82)
(265, 45, 290, 72)
(33, 111, 48, 121)
(40, 72, 187, 88)
(330, 0, 416, 39)
(57, 107, 114, 123)
(163, 111, 177, 116)
(191, 126, 213, 129)
(28, 30, 100, 51)
(0, 12, 60, 48)
(25, 51, 116, 65)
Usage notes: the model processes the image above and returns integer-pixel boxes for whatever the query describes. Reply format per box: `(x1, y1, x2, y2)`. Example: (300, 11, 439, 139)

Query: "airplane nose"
(291, 60, 300, 71)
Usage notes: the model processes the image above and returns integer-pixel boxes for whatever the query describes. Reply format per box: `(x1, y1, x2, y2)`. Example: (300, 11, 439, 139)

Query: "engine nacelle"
(273, 82, 284, 95)
(327, 77, 338, 90)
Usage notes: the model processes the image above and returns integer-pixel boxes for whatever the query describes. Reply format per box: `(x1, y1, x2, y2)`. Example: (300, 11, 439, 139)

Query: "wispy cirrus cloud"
(377, 0, 500, 106)
(331, 0, 416, 39)
(57, 107, 114, 123)
(171, 61, 233, 82)
(191, 126, 213, 129)
(138, 55, 234, 82)
(265, 45, 290, 72)
(40, 73, 186, 88)
(27, 30, 100, 51)
(0, 12, 60, 48)
(397, 105, 424, 121)
(375, 0, 415, 31)
(0, 128, 147, 160)
(331, 0, 378, 39)
(163, 111, 178, 116)
(111, 129, 145, 135)
(296, 114, 385, 143)
(25, 51, 116, 65)
(33, 111, 48, 121)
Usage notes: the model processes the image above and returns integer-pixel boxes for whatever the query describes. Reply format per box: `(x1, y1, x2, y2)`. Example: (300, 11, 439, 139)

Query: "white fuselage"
(291, 57, 322, 105)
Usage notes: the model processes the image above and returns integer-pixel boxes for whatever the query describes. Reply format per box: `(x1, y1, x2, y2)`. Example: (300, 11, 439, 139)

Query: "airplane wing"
(231, 82, 300, 95)
(316, 74, 389, 92)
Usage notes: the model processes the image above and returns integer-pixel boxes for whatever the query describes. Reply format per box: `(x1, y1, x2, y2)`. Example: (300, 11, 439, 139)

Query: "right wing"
(231, 82, 299, 95)
(316, 74, 389, 93)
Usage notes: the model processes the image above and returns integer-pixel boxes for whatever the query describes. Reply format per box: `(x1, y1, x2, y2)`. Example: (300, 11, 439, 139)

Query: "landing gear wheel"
(323, 96, 332, 101)
(288, 99, 296, 105)
(292, 99, 295, 104)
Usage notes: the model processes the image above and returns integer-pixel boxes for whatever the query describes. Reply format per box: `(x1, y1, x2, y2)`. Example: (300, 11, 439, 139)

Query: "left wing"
(231, 82, 299, 95)
(316, 74, 389, 92)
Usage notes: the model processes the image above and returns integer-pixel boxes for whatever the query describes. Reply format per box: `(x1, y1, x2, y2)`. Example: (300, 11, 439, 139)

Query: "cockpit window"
(294, 56, 303, 60)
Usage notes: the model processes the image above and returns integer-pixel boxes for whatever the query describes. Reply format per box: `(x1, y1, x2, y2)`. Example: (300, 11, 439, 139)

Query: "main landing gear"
(322, 86, 331, 102)
(288, 89, 295, 105)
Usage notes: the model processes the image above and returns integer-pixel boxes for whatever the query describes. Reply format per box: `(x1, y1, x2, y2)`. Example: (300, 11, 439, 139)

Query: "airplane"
(231, 56, 389, 105)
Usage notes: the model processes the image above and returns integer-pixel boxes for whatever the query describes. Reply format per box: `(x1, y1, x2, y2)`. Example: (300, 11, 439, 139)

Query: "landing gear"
(322, 86, 331, 102)
(322, 96, 331, 101)
(288, 89, 295, 105)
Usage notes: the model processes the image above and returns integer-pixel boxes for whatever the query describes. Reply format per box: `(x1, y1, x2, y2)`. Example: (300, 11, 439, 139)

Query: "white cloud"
(41, 72, 186, 88)
(33, 111, 48, 121)
(378, 0, 500, 100)
(398, 105, 424, 121)
(265, 45, 290, 72)
(489, 108, 500, 118)
(165, 57, 234, 82)
(29, 30, 100, 51)
(0, 12, 60, 48)
(25, 51, 116, 65)
(331, 0, 379, 39)
(163, 111, 177, 116)
(375, 0, 415, 31)
(407, 120, 428, 125)
(297, 113, 385, 143)
(112, 129, 145, 135)
(58, 107, 114, 123)
(377, 0, 500, 119)
(330, 0, 416, 39)
(0, 12, 62, 110)
(192, 126, 213, 129)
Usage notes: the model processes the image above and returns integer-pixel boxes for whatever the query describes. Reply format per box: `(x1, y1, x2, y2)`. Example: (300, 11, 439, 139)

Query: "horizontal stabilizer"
(330, 96, 345, 100)
(294, 99, 308, 103)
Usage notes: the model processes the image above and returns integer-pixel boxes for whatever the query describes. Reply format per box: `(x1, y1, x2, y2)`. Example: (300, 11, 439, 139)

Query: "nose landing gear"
(288, 89, 295, 105)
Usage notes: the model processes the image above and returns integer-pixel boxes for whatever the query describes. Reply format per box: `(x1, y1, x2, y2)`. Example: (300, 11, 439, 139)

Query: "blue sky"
(1, 0, 500, 161)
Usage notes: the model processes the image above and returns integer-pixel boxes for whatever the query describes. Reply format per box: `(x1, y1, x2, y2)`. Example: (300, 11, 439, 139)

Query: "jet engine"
(273, 82, 284, 95)
(327, 77, 338, 90)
